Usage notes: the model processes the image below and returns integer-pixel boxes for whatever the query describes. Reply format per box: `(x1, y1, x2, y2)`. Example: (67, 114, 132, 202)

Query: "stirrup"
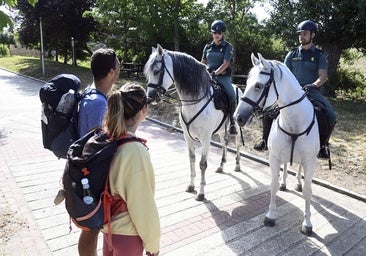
(229, 125, 238, 135)
(317, 146, 330, 160)
(254, 139, 268, 151)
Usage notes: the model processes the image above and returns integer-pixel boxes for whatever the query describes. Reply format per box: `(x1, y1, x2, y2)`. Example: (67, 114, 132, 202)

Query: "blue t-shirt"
(284, 44, 328, 86)
(77, 88, 107, 137)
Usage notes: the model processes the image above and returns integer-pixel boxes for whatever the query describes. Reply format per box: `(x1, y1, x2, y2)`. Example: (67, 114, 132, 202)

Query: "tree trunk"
(173, 0, 180, 51)
(320, 43, 342, 97)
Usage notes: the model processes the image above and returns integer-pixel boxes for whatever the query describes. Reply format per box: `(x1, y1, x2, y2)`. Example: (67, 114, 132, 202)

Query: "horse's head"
(235, 53, 278, 127)
(144, 44, 174, 105)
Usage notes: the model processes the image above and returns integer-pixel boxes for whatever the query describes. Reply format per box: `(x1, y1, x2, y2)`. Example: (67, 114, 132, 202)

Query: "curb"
(147, 117, 366, 203)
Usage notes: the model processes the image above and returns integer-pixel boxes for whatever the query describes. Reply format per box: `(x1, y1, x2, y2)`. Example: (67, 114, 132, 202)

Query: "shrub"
(0, 44, 10, 57)
(335, 68, 366, 101)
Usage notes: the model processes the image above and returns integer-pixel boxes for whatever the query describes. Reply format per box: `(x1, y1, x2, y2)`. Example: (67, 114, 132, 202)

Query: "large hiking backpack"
(40, 74, 81, 159)
(63, 127, 145, 230)
(40, 74, 104, 159)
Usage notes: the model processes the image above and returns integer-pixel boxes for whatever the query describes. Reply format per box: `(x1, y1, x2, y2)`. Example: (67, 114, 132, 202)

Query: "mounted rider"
(201, 19, 237, 135)
(254, 20, 336, 160)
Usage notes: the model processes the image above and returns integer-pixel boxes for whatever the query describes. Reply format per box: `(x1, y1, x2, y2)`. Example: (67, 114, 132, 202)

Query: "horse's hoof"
(279, 184, 287, 191)
(234, 166, 241, 172)
(195, 194, 205, 201)
(301, 225, 312, 236)
(186, 185, 195, 193)
(295, 184, 302, 192)
(216, 167, 223, 173)
(264, 216, 275, 227)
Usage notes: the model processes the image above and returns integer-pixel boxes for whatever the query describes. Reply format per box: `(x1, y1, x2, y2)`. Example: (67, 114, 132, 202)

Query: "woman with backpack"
(102, 83, 160, 256)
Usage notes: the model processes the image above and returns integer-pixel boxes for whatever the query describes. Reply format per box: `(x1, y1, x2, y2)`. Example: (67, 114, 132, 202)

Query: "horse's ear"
(157, 44, 163, 55)
(251, 53, 260, 66)
(258, 53, 271, 71)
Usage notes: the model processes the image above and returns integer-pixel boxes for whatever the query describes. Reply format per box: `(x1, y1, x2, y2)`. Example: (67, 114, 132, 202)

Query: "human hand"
(146, 251, 159, 256)
(210, 70, 217, 77)
(303, 83, 316, 92)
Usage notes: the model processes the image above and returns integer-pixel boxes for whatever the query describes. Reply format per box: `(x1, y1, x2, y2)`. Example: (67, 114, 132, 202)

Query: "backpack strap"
(81, 86, 107, 101)
(103, 136, 147, 251)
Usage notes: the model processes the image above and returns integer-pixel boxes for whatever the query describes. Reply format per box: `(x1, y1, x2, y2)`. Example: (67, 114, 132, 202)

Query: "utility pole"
(71, 37, 76, 66)
(40, 17, 45, 76)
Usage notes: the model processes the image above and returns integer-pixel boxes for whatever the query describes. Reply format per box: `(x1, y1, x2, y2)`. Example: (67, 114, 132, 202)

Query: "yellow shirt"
(102, 132, 160, 253)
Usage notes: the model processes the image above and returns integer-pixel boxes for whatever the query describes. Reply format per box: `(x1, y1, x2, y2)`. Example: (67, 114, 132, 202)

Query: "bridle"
(240, 65, 315, 165)
(146, 55, 174, 100)
(240, 66, 307, 117)
(146, 53, 228, 140)
(146, 54, 210, 105)
(240, 68, 277, 116)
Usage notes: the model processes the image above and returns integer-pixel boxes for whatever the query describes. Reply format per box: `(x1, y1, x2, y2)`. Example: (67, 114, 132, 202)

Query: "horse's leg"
(264, 155, 281, 227)
(216, 133, 227, 173)
(234, 133, 241, 172)
(196, 138, 210, 201)
(279, 163, 288, 191)
(300, 160, 316, 236)
(185, 137, 196, 193)
(295, 165, 302, 192)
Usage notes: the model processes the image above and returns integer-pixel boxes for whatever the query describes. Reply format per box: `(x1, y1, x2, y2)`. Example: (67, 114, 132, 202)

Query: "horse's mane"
(167, 51, 211, 98)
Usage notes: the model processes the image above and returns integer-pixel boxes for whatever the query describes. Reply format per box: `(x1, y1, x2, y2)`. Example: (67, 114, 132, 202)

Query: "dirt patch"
(147, 98, 366, 197)
(0, 204, 28, 255)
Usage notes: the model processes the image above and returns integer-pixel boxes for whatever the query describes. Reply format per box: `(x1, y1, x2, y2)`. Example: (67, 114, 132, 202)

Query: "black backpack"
(63, 127, 145, 230)
(39, 74, 103, 159)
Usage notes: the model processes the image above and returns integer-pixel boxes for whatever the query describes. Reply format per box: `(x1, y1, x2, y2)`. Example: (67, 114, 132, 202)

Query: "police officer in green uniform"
(254, 20, 336, 159)
(201, 20, 237, 135)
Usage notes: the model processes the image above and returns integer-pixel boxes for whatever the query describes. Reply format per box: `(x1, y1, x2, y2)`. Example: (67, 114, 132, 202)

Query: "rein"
(147, 54, 208, 105)
(240, 65, 316, 164)
(147, 54, 228, 140)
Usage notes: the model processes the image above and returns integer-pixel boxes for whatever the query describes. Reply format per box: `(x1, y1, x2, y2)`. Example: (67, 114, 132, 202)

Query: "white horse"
(234, 53, 319, 235)
(145, 44, 243, 201)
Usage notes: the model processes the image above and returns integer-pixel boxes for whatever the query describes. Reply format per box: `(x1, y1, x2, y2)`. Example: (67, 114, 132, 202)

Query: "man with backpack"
(69, 48, 120, 256)
(253, 20, 336, 160)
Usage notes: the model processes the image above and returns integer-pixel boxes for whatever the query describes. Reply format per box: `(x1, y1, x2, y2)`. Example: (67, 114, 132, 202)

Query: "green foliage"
(0, 0, 37, 29)
(0, 44, 10, 56)
(16, 0, 96, 63)
(334, 68, 366, 101)
(0, 32, 15, 45)
(342, 48, 364, 65)
(267, 0, 366, 96)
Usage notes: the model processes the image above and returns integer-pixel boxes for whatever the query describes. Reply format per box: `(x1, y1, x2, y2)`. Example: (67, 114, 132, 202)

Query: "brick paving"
(0, 69, 366, 255)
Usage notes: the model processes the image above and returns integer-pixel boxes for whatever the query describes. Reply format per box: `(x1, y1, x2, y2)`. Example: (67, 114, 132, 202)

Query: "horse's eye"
(254, 83, 263, 90)
(153, 69, 160, 75)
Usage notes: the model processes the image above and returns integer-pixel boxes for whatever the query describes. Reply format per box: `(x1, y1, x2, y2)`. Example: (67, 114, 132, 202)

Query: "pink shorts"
(103, 233, 143, 256)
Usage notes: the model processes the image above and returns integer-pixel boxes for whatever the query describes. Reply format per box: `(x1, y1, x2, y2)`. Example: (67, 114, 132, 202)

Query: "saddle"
(212, 80, 230, 114)
(265, 99, 330, 147)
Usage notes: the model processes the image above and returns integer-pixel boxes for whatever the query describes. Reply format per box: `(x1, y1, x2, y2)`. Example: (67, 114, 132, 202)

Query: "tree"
(93, 0, 206, 62)
(16, 0, 96, 64)
(0, 0, 36, 30)
(266, 0, 366, 95)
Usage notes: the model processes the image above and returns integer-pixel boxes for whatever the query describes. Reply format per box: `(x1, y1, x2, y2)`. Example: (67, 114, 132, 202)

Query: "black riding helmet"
(211, 20, 226, 33)
(296, 20, 317, 34)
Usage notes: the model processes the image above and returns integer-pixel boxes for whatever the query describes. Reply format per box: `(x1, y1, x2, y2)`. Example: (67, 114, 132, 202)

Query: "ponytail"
(103, 83, 147, 139)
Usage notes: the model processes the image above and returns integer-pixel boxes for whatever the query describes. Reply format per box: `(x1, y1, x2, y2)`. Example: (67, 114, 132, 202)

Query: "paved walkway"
(0, 69, 365, 255)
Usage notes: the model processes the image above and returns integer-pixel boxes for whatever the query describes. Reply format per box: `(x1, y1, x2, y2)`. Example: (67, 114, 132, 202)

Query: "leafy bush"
(335, 68, 366, 100)
(0, 44, 10, 57)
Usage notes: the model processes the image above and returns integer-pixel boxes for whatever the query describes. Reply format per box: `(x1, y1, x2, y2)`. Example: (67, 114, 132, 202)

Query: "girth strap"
(277, 110, 316, 165)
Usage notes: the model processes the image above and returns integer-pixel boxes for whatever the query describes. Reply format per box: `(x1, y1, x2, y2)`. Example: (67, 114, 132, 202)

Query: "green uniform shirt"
(202, 40, 233, 72)
(284, 44, 328, 86)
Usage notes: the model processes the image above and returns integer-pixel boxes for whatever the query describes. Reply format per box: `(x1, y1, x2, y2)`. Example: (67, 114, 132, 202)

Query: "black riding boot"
(229, 103, 238, 135)
(254, 116, 272, 151)
(317, 123, 336, 160)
